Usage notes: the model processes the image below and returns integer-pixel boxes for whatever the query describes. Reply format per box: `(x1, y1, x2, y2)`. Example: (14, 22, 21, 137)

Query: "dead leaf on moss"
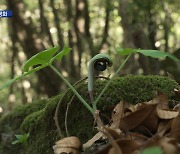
(53, 136, 81, 154)
(146, 92, 168, 105)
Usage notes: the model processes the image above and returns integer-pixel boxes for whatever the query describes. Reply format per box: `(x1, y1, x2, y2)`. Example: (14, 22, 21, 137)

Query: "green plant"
(0, 46, 179, 122)
(87, 53, 113, 103)
(11, 133, 30, 145)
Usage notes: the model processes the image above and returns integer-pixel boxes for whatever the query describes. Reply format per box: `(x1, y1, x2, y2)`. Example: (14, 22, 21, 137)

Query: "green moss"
(0, 99, 49, 154)
(96, 75, 178, 105)
(0, 75, 179, 154)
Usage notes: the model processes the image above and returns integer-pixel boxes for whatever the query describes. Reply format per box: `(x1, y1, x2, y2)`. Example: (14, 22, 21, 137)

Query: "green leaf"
(15, 134, 23, 140)
(23, 46, 59, 72)
(50, 46, 71, 63)
(141, 146, 163, 154)
(117, 48, 180, 62)
(19, 133, 29, 143)
(0, 46, 70, 92)
(138, 50, 180, 61)
(14, 133, 29, 144)
(11, 140, 20, 145)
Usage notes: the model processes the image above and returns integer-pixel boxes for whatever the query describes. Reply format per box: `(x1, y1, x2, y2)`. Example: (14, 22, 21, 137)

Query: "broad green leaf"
(117, 48, 180, 62)
(0, 46, 70, 92)
(141, 146, 163, 154)
(23, 46, 59, 72)
(50, 47, 71, 63)
(138, 50, 180, 61)
(0, 64, 47, 92)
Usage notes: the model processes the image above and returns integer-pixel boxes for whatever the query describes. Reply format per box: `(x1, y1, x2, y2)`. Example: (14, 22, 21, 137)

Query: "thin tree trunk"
(49, 0, 67, 71)
(147, 0, 160, 74)
(97, 0, 111, 52)
(118, 0, 135, 48)
(7, 20, 18, 110)
(83, 0, 95, 56)
(118, 0, 152, 74)
(63, 0, 78, 80)
(49, 0, 64, 49)
(39, 0, 54, 46)
(74, 0, 84, 78)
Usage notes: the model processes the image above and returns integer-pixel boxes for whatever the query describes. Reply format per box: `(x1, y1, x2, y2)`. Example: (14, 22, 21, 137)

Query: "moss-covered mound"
(0, 75, 179, 154)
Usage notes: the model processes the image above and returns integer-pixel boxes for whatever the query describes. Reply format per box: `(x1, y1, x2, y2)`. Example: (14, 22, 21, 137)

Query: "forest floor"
(54, 91, 180, 154)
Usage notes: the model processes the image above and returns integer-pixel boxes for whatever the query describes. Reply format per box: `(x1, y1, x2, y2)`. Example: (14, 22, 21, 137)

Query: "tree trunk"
(39, 0, 54, 47)
(63, 0, 79, 81)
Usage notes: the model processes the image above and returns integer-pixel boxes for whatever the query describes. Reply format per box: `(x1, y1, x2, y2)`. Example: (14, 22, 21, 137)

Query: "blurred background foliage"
(0, 0, 179, 115)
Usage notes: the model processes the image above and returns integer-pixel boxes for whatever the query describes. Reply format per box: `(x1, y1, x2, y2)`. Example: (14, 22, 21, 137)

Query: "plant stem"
(93, 54, 131, 108)
(49, 65, 95, 114)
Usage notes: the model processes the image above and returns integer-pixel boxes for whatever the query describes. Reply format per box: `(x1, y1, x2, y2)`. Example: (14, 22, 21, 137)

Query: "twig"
(65, 94, 75, 136)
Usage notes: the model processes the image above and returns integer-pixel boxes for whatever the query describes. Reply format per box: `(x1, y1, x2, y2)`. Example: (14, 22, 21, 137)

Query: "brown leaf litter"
(54, 92, 180, 154)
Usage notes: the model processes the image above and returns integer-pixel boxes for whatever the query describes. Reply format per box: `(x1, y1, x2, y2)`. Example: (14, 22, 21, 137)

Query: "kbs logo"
(0, 10, 12, 18)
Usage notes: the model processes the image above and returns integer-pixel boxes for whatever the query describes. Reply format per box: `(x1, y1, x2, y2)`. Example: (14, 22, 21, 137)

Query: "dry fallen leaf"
(105, 127, 122, 140)
(120, 104, 156, 131)
(157, 120, 172, 136)
(170, 114, 180, 141)
(146, 92, 168, 105)
(110, 101, 124, 129)
(156, 105, 179, 119)
(53, 136, 81, 154)
(174, 89, 180, 99)
(83, 92, 180, 154)
(83, 132, 104, 149)
(159, 137, 177, 154)
(96, 139, 139, 154)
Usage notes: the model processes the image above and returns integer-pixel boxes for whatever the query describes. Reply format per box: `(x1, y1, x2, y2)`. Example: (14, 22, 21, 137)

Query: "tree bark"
(83, 0, 95, 56)
(97, 0, 111, 52)
(118, 0, 154, 74)
(49, 0, 64, 49)
(63, 0, 79, 80)
(74, 0, 84, 78)
(39, 0, 54, 46)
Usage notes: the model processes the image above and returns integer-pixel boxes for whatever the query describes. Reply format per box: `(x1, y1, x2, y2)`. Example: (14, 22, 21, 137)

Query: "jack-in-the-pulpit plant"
(0, 46, 179, 116)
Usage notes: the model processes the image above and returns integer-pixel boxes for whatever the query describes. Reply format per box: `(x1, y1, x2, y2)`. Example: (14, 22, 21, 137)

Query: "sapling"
(12, 133, 29, 150)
